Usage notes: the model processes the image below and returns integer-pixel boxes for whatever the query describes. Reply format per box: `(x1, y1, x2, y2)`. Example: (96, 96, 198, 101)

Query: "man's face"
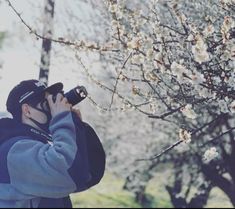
(29, 103, 48, 124)
(22, 92, 51, 125)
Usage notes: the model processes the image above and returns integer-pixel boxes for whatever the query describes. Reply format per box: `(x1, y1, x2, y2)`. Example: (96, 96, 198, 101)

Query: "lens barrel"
(64, 86, 88, 106)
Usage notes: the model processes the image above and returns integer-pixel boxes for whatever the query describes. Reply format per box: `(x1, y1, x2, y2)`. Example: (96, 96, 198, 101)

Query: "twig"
(109, 52, 132, 108)
(141, 67, 172, 111)
(202, 127, 235, 147)
(75, 52, 153, 116)
(138, 127, 235, 162)
(137, 140, 183, 161)
(137, 114, 228, 161)
(148, 98, 207, 120)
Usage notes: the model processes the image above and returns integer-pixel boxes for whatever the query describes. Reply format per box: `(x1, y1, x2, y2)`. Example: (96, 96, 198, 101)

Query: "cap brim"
(20, 82, 64, 105)
(44, 82, 64, 95)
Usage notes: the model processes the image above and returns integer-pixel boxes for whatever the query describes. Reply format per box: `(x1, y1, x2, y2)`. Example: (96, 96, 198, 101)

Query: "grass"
(206, 188, 233, 208)
(71, 172, 233, 208)
(71, 173, 141, 208)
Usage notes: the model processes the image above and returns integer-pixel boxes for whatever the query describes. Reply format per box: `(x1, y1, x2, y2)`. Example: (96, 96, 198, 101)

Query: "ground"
(70, 172, 233, 208)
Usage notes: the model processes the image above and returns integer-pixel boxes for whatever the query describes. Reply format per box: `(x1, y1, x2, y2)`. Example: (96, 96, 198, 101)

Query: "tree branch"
(6, 0, 116, 52)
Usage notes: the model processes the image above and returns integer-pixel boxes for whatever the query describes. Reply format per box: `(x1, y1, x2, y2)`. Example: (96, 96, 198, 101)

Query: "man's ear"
(21, 103, 31, 118)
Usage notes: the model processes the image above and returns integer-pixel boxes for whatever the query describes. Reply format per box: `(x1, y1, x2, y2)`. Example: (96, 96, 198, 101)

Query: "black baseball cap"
(6, 79, 63, 120)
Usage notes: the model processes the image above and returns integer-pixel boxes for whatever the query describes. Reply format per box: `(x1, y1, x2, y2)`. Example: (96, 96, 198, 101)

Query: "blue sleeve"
(7, 111, 90, 198)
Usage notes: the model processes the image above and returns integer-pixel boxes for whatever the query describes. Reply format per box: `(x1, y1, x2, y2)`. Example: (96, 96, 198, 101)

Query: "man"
(0, 80, 106, 208)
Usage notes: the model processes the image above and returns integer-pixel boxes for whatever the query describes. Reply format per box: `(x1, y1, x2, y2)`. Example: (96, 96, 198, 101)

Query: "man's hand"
(72, 108, 82, 121)
(47, 93, 72, 118)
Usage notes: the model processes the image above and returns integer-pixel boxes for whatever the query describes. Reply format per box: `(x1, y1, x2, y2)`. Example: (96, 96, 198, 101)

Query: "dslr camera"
(54, 86, 88, 106)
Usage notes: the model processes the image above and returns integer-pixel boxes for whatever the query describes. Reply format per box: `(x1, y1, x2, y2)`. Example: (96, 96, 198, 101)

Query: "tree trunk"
(188, 183, 212, 208)
(123, 161, 155, 207)
(135, 190, 151, 208)
(39, 0, 55, 85)
(165, 185, 187, 208)
(201, 163, 235, 207)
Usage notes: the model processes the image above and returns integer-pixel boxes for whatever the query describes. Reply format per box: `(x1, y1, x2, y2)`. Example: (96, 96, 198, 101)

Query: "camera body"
(53, 86, 88, 106)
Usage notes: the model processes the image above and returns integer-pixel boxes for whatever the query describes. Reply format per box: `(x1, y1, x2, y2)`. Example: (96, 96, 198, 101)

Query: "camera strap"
(29, 101, 52, 134)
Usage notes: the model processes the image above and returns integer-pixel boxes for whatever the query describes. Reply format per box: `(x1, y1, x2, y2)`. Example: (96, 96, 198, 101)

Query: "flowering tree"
(5, 0, 235, 207)
(96, 0, 235, 207)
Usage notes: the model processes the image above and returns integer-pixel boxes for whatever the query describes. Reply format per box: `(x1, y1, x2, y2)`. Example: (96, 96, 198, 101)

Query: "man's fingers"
(46, 93, 72, 117)
(62, 97, 68, 104)
(47, 94, 64, 107)
(47, 95, 53, 107)
(55, 93, 63, 103)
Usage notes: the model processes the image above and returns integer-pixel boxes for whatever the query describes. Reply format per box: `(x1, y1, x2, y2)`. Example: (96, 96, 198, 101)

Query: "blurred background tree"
(0, 31, 6, 76)
(0, 32, 5, 48)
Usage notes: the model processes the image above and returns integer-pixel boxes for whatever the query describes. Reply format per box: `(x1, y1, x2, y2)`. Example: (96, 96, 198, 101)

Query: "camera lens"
(64, 86, 88, 106)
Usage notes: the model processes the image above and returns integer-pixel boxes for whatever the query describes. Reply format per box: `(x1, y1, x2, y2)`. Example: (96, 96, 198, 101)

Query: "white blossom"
(203, 24, 215, 37)
(127, 37, 142, 49)
(111, 20, 120, 28)
(109, 4, 118, 13)
(187, 34, 194, 41)
(221, 16, 234, 43)
(181, 104, 197, 119)
(192, 35, 210, 64)
(190, 71, 205, 85)
(203, 147, 219, 163)
(223, 41, 235, 61)
(145, 72, 159, 82)
(132, 84, 141, 95)
(150, 103, 158, 114)
(178, 14, 187, 24)
(171, 61, 189, 79)
(131, 54, 145, 64)
(229, 101, 235, 113)
(198, 87, 214, 99)
(154, 52, 164, 66)
(146, 49, 154, 60)
(179, 129, 192, 144)
(232, 45, 235, 61)
(218, 100, 230, 113)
